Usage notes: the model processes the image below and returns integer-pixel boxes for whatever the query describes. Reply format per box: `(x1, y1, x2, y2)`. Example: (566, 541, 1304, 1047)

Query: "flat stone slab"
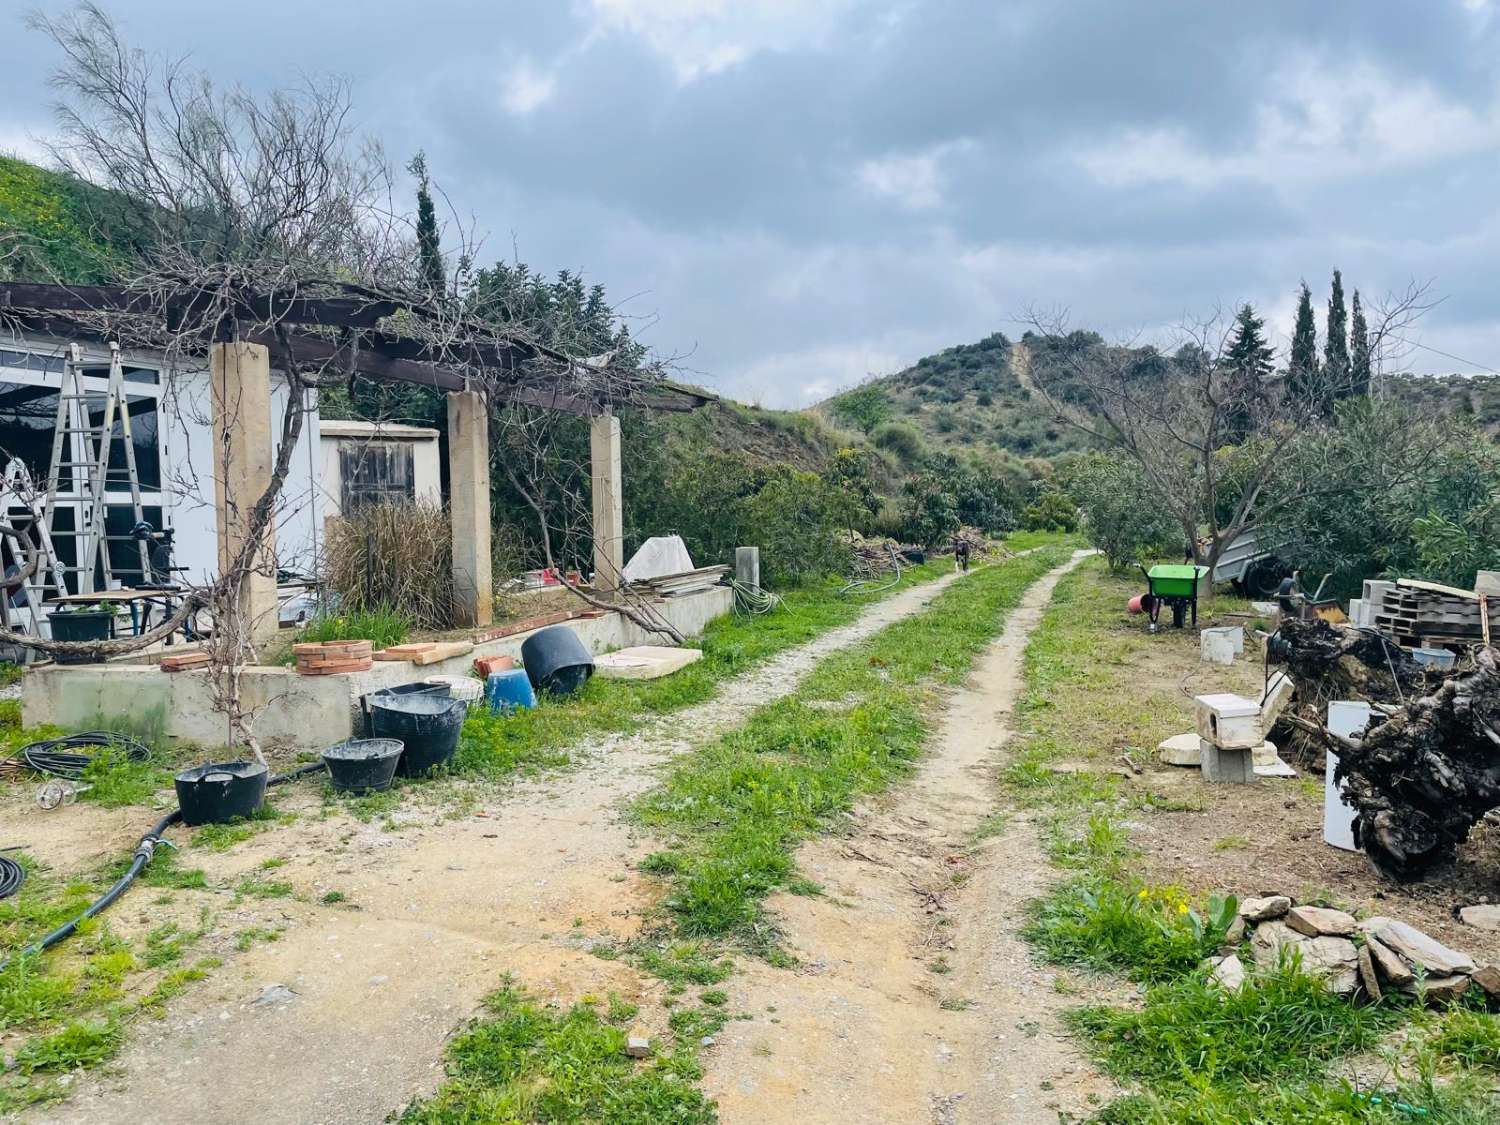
(1365, 935, 1415, 986)
(1459, 904, 1500, 932)
(1240, 895, 1291, 923)
(1366, 919, 1476, 977)
(593, 646, 704, 680)
(1287, 905, 1357, 938)
(1157, 732, 1201, 766)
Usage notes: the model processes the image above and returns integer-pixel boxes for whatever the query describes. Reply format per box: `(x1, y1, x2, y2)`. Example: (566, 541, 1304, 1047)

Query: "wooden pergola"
(0, 281, 713, 635)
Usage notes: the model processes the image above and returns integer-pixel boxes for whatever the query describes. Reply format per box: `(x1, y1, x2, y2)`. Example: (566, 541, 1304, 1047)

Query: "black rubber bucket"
(520, 625, 595, 697)
(323, 738, 404, 794)
(174, 761, 269, 826)
(368, 690, 467, 777)
(48, 610, 113, 664)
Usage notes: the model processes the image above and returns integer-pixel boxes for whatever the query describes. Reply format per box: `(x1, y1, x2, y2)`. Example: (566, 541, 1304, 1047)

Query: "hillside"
(815, 333, 1093, 462)
(0, 154, 154, 282)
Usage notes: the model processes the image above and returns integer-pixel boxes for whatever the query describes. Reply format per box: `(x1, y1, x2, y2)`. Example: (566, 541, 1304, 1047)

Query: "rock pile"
(1207, 895, 1499, 1006)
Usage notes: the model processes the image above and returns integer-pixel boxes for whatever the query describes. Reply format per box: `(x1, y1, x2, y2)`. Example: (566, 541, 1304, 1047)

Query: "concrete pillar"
(735, 546, 761, 591)
(448, 390, 493, 627)
(590, 412, 624, 595)
(210, 341, 279, 649)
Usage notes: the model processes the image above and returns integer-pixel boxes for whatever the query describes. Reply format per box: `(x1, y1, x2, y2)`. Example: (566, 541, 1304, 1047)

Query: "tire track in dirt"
(42, 568, 975, 1125)
(702, 551, 1109, 1125)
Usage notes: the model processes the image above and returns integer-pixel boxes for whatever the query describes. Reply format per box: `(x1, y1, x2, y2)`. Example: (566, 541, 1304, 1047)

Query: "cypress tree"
(1349, 289, 1372, 397)
(1288, 282, 1320, 409)
(1324, 269, 1349, 398)
(408, 152, 445, 297)
(1223, 303, 1274, 443)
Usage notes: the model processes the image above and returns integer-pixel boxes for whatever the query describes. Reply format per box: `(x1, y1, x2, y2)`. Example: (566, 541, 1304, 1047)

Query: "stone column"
(448, 389, 493, 627)
(735, 546, 761, 591)
(210, 341, 279, 649)
(590, 412, 624, 595)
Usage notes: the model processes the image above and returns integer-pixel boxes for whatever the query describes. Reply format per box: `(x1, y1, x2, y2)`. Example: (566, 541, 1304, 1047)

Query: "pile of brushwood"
(1276, 620, 1500, 879)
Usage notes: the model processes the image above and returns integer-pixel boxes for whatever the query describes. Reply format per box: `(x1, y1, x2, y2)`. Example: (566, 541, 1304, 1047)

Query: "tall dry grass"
(323, 502, 454, 629)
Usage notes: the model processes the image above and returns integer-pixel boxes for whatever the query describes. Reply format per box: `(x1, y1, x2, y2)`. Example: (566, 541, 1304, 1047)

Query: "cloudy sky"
(3, 1, 1499, 405)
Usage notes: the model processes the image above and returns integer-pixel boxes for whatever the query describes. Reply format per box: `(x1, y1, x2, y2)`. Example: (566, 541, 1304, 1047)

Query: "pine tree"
(408, 152, 445, 297)
(1324, 269, 1349, 399)
(1288, 282, 1321, 409)
(1349, 289, 1371, 397)
(1222, 304, 1274, 443)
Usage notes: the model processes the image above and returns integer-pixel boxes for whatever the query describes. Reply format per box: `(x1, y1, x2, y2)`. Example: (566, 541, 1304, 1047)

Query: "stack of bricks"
(294, 640, 374, 675)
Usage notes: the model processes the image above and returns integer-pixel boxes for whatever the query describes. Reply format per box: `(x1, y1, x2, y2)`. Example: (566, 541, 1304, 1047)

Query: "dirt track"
(39, 569, 972, 1125)
(703, 550, 1107, 1124)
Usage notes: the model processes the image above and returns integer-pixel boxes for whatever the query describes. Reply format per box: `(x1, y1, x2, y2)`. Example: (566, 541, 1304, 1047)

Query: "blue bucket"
(486, 668, 537, 713)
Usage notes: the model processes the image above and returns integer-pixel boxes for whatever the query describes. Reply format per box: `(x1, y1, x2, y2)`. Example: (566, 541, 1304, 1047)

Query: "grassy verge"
(410, 543, 1075, 1120)
(1005, 559, 1500, 1122)
(635, 542, 1072, 946)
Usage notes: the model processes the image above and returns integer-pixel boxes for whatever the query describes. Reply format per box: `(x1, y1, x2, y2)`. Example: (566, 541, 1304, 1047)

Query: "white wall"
(317, 422, 442, 521)
(155, 364, 323, 585)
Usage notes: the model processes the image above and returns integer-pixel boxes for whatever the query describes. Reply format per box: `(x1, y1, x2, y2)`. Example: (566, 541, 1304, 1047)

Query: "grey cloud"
(2, 0, 1498, 403)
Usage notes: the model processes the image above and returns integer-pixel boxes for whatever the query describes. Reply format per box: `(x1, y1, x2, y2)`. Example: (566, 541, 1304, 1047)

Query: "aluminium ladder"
(44, 343, 152, 594)
(0, 459, 68, 638)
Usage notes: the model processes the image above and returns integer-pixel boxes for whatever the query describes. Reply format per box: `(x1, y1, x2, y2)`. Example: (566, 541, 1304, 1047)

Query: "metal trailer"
(1207, 526, 1290, 598)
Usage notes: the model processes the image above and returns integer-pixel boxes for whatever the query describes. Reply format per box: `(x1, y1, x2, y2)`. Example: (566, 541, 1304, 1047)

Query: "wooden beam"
(1, 282, 397, 330)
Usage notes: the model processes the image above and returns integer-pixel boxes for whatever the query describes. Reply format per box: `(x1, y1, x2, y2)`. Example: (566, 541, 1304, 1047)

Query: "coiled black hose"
(0, 760, 326, 971)
(15, 732, 153, 778)
(0, 855, 24, 899)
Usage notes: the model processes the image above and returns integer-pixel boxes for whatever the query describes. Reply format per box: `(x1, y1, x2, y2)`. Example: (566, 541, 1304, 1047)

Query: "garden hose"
(0, 760, 326, 971)
(11, 732, 153, 779)
(0, 855, 24, 900)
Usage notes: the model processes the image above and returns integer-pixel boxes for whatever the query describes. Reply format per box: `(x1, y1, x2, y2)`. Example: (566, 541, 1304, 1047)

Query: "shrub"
(830, 384, 891, 432)
(1065, 452, 1180, 570)
(871, 421, 926, 464)
(1020, 489, 1078, 532)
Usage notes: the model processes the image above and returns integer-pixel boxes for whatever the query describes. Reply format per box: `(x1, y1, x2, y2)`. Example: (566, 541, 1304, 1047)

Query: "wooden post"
(448, 390, 493, 627)
(210, 341, 279, 649)
(590, 412, 624, 595)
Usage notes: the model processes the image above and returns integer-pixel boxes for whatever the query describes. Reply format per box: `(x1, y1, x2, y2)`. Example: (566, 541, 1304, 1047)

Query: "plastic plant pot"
(520, 625, 594, 697)
(322, 738, 404, 794)
(47, 609, 114, 664)
(174, 761, 269, 826)
(368, 690, 467, 777)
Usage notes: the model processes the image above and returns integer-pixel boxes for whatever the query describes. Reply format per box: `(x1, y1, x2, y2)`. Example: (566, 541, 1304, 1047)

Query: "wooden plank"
(409, 641, 474, 666)
(1396, 578, 1479, 600)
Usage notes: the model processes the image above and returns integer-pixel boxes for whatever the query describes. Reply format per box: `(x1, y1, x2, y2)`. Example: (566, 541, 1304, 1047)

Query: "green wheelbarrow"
(1136, 564, 1208, 632)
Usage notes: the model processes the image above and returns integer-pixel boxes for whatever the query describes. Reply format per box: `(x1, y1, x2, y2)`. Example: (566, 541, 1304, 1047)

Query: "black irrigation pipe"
(13, 732, 153, 779)
(0, 761, 328, 972)
(0, 855, 24, 899)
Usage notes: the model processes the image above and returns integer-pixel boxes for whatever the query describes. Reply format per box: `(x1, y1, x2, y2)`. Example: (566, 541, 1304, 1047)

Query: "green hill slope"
(815, 332, 1093, 461)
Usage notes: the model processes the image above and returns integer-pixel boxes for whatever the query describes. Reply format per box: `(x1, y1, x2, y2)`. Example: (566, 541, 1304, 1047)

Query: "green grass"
(635, 544, 1072, 945)
(0, 842, 223, 1107)
(0, 661, 22, 689)
(276, 606, 411, 665)
(1072, 967, 1401, 1089)
(448, 553, 985, 783)
(401, 980, 716, 1124)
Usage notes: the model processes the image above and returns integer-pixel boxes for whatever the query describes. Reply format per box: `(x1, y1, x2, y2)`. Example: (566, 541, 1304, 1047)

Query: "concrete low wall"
(22, 587, 733, 751)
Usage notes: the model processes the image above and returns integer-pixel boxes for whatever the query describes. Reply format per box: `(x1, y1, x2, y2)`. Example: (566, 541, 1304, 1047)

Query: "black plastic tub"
(322, 738, 404, 794)
(174, 761, 269, 826)
(520, 625, 595, 697)
(48, 610, 113, 664)
(368, 690, 467, 777)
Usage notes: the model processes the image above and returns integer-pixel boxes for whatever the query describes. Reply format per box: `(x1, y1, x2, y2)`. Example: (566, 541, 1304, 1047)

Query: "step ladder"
(44, 343, 152, 594)
(0, 459, 68, 639)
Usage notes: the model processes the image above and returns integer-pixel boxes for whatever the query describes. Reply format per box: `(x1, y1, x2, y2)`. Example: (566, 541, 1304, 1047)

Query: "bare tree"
(1021, 286, 1436, 575)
